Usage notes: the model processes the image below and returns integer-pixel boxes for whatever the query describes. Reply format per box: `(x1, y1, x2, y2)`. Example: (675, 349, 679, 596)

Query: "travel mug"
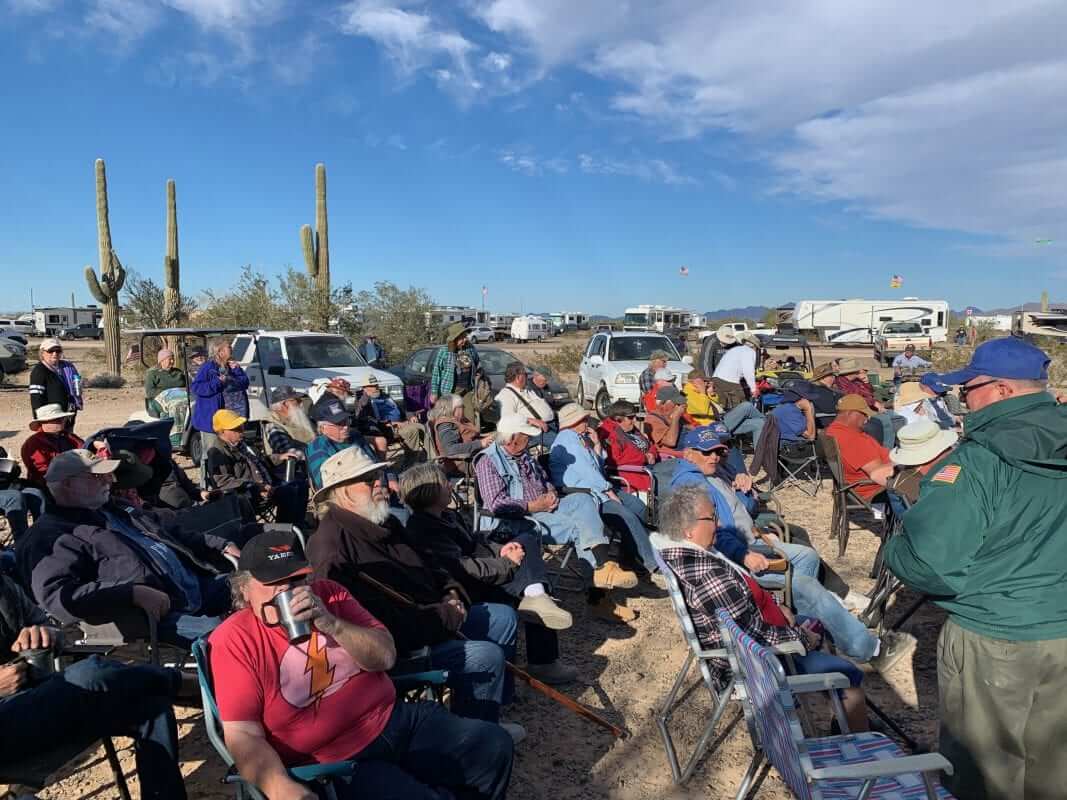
(273, 590, 313, 644)
(20, 648, 58, 680)
(283, 458, 297, 483)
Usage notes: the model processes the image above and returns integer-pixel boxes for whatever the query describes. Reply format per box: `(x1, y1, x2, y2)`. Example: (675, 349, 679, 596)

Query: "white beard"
(274, 407, 316, 445)
(355, 496, 392, 526)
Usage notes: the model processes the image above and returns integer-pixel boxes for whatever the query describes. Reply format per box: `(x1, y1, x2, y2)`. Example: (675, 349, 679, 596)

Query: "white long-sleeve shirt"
(712, 345, 757, 390)
(494, 384, 555, 422)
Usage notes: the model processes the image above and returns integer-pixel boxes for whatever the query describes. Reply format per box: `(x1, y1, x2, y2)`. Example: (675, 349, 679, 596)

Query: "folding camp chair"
(776, 440, 822, 497)
(818, 433, 887, 559)
(716, 610, 955, 800)
(192, 639, 448, 800)
(653, 550, 805, 785)
(425, 420, 477, 512)
(858, 493, 929, 635)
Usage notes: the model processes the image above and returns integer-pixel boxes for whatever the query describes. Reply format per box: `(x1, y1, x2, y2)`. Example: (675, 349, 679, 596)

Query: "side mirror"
(588, 354, 603, 367)
(266, 364, 286, 377)
(682, 355, 694, 365)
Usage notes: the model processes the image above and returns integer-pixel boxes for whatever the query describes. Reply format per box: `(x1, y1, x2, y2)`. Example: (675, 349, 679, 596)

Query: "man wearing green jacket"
(884, 337, 1067, 800)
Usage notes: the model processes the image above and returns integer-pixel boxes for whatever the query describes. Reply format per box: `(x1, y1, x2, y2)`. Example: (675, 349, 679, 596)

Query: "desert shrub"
(535, 345, 584, 376)
(84, 373, 126, 389)
(932, 337, 1066, 389)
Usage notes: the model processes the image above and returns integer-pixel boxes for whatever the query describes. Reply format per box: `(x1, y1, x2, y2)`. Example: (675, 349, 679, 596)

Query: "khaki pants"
(711, 377, 746, 411)
(938, 618, 1067, 800)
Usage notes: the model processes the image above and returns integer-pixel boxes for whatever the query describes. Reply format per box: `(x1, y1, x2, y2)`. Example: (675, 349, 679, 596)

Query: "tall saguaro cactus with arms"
(163, 179, 181, 349)
(84, 158, 127, 374)
(300, 162, 331, 331)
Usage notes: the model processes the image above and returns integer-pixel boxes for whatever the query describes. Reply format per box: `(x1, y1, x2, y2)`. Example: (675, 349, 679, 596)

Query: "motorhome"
(33, 306, 102, 336)
(689, 312, 707, 329)
(510, 315, 549, 343)
(788, 298, 949, 345)
(1013, 308, 1067, 339)
(425, 306, 487, 330)
(489, 312, 518, 338)
(622, 305, 691, 335)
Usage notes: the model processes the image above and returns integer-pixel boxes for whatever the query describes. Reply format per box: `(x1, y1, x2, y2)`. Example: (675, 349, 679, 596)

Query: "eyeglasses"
(45, 348, 63, 354)
(960, 379, 999, 401)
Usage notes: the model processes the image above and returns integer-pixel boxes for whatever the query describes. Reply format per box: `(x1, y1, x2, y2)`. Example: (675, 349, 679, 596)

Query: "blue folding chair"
(193, 638, 447, 799)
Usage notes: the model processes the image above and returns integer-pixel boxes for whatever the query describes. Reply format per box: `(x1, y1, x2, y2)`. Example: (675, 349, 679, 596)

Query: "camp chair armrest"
(808, 752, 953, 781)
(786, 672, 851, 694)
(289, 761, 358, 782)
(772, 641, 806, 656)
(615, 465, 650, 474)
(392, 670, 449, 690)
(839, 479, 879, 493)
(695, 648, 729, 660)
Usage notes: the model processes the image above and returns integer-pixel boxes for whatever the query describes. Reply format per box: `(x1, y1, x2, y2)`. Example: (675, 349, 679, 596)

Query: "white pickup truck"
(873, 321, 933, 366)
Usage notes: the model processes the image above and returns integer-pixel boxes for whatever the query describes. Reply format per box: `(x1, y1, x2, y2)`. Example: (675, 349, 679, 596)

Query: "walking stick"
(357, 572, 626, 738)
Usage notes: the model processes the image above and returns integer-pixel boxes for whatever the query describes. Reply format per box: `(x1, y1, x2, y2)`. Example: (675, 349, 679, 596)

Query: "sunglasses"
(45, 347, 63, 353)
(960, 379, 999, 401)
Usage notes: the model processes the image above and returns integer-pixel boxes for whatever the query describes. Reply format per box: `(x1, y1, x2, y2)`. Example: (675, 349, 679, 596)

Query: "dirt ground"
(0, 341, 945, 800)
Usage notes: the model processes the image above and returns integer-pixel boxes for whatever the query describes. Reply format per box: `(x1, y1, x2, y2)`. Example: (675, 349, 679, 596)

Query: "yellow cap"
(212, 409, 247, 432)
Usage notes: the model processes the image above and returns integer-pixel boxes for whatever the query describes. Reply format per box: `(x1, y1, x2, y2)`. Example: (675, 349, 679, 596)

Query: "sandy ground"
(0, 341, 945, 800)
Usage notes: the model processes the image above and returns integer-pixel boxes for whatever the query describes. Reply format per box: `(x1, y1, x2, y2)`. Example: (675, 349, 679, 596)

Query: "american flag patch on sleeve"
(932, 464, 962, 484)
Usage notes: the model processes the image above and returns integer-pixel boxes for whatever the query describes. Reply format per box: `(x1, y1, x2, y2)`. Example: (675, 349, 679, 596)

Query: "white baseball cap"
(497, 415, 541, 438)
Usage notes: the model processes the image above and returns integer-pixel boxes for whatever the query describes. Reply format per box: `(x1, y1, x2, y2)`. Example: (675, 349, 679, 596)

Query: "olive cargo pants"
(938, 618, 1067, 800)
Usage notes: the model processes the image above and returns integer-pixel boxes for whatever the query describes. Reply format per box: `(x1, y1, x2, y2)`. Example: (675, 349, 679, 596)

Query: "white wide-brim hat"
(890, 419, 958, 466)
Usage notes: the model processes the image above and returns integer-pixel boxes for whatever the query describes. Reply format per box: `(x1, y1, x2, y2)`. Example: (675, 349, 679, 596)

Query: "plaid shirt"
(430, 346, 480, 397)
(660, 544, 800, 686)
(638, 366, 657, 395)
(474, 449, 552, 516)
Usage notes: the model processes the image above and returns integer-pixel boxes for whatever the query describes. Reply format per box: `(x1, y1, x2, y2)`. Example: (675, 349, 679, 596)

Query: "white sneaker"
(842, 591, 871, 612)
(500, 721, 527, 745)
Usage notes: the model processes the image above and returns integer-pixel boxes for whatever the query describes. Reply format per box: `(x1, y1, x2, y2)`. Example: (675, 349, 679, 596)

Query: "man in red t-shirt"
(826, 394, 893, 501)
(210, 529, 513, 800)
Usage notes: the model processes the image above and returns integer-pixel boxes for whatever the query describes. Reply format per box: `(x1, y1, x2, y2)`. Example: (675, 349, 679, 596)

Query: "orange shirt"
(826, 421, 889, 500)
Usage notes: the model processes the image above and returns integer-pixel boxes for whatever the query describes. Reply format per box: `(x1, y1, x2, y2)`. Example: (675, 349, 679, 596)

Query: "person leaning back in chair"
(884, 337, 1067, 800)
(825, 394, 894, 505)
(209, 528, 514, 800)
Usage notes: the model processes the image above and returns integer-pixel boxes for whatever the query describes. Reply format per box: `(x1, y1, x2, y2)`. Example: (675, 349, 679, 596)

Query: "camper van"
(622, 305, 691, 335)
(788, 299, 949, 345)
(510, 315, 549, 343)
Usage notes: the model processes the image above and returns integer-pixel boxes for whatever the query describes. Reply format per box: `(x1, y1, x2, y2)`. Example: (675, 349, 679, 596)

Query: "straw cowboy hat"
(557, 402, 591, 429)
(715, 325, 738, 345)
(29, 404, 75, 430)
(812, 361, 837, 381)
(836, 358, 864, 376)
(894, 381, 927, 409)
(890, 419, 958, 466)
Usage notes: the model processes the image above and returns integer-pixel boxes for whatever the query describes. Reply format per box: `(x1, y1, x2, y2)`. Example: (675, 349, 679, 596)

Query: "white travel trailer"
(789, 298, 949, 345)
(33, 306, 102, 336)
(489, 312, 518, 338)
(623, 305, 691, 334)
(689, 312, 706, 329)
(425, 306, 487, 329)
(550, 311, 588, 332)
(510, 315, 549, 342)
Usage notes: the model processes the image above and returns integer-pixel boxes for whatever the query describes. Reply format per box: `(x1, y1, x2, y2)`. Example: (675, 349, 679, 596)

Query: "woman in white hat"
(548, 403, 659, 581)
(19, 404, 82, 490)
(888, 419, 959, 507)
(28, 338, 82, 423)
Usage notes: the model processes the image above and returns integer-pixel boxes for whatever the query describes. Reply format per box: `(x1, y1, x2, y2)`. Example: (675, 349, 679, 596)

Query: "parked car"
(465, 325, 496, 343)
(0, 330, 28, 347)
(230, 331, 405, 406)
(0, 336, 27, 374)
(393, 345, 571, 421)
(577, 331, 692, 418)
(872, 321, 933, 366)
(58, 323, 103, 340)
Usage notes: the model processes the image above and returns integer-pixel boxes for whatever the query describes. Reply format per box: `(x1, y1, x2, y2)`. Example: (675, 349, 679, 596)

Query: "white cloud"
(7, 0, 62, 13)
(578, 153, 696, 186)
(162, 0, 287, 31)
(86, 0, 163, 45)
(498, 149, 567, 176)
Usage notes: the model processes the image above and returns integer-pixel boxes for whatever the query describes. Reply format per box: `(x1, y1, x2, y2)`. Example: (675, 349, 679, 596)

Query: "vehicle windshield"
(882, 322, 922, 334)
(609, 336, 680, 361)
(478, 348, 520, 373)
(623, 312, 649, 326)
(286, 336, 368, 369)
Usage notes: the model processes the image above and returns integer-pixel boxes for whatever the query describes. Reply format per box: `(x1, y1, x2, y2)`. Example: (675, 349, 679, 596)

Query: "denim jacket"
(548, 429, 612, 498)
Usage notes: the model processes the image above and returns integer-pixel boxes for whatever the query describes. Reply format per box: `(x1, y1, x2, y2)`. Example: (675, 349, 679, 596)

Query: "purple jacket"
(190, 360, 249, 433)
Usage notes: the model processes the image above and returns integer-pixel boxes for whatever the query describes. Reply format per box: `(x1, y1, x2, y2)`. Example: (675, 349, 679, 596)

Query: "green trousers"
(938, 618, 1067, 800)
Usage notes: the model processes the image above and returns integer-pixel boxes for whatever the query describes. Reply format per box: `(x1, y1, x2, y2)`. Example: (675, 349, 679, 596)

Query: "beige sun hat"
(314, 446, 390, 502)
(890, 419, 958, 466)
(29, 403, 75, 430)
(556, 402, 591, 429)
(715, 325, 738, 345)
(894, 381, 927, 409)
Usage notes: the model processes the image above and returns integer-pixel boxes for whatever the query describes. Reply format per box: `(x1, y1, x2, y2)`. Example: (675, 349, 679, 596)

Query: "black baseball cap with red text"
(238, 528, 313, 584)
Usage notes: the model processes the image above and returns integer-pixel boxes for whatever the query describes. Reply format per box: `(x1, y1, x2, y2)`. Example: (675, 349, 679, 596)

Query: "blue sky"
(2, 0, 1065, 316)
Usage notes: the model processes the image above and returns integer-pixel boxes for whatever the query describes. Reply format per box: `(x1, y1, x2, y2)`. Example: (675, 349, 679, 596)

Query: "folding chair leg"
(865, 697, 919, 752)
(734, 750, 764, 800)
(102, 737, 133, 800)
(545, 543, 585, 593)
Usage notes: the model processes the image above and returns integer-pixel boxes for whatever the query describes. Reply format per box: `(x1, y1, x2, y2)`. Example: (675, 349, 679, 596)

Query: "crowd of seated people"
(3, 330, 998, 800)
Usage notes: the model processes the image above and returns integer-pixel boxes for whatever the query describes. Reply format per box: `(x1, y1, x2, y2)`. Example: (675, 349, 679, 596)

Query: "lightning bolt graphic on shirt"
(304, 631, 335, 700)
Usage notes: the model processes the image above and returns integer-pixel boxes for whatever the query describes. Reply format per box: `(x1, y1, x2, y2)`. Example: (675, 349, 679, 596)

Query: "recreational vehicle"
(622, 305, 691, 335)
(33, 306, 102, 336)
(425, 306, 487, 330)
(489, 312, 518, 339)
(510, 315, 549, 343)
(1013, 308, 1067, 340)
(788, 299, 948, 345)
(550, 311, 588, 332)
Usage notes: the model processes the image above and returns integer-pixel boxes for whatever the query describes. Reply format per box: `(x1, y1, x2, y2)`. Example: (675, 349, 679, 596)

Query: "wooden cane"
(357, 572, 626, 738)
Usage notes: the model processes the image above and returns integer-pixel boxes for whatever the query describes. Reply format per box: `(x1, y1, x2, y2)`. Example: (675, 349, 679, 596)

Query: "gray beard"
(273, 407, 316, 445)
(355, 496, 392, 526)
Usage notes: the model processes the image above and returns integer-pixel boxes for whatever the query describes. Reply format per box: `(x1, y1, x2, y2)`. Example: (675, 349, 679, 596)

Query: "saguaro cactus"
(163, 179, 181, 326)
(85, 158, 127, 374)
(300, 162, 331, 331)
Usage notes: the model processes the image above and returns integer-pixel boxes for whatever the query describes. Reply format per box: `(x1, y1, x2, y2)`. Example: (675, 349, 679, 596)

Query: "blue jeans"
(156, 572, 231, 648)
(0, 487, 45, 543)
(429, 602, 517, 722)
(723, 402, 765, 447)
(336, 700, 513, 800)
(795, 647, 864, 688)
(0, 655, 185, 799)
(791, 576, 877, 661)
(752, 540, 821, 590)
(531, 492, 609, 568)
(500, 531, 559, 667)
(600, 492, 656, 571)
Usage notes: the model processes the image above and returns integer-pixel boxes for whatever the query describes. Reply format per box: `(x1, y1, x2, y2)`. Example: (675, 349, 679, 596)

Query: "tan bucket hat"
(314, 446, 390, 502)
(890, 419, 958, 466)
(29, 403, 75, 430)
(557, 402, 592, 429)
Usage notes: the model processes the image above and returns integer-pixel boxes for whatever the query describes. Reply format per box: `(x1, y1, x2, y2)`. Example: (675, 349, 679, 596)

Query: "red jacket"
(833, 376, 878, 410)
(596, 417, 657, 491)
(21, 431, 84, 488)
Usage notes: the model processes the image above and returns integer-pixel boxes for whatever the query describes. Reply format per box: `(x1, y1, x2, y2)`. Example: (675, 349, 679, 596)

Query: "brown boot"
(593, 560, 638, 590)
(590, 595, 638, 624)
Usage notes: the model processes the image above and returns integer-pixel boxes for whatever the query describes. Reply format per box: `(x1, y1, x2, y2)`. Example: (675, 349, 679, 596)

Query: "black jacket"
(0, 576, 48, 659)
(205, 440, 272, 492)
(309, 508, 466, 654)
(28, 362, 72, 416)
(406, 510, 516, 602)
(26, 502, 232, 626)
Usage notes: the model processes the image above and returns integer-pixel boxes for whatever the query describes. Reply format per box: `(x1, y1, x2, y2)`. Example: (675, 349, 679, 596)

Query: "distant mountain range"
(701, 306, 773, 321)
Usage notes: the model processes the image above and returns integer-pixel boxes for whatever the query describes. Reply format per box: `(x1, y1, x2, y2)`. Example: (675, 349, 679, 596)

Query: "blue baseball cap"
(919, 372, 948, 395)
(681, 426, 729, 451)
(936, 337, 1050, 385)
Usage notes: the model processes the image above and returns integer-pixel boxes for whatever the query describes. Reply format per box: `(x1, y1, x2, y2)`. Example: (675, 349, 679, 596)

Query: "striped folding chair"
(715, 609, 955, 800)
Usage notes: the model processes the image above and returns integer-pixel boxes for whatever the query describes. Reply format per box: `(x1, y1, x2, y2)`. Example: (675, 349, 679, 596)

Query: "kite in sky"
(1035, 238, 1053, 245)
(890, 274, 903, 288)
(679, 265, 689, 276)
